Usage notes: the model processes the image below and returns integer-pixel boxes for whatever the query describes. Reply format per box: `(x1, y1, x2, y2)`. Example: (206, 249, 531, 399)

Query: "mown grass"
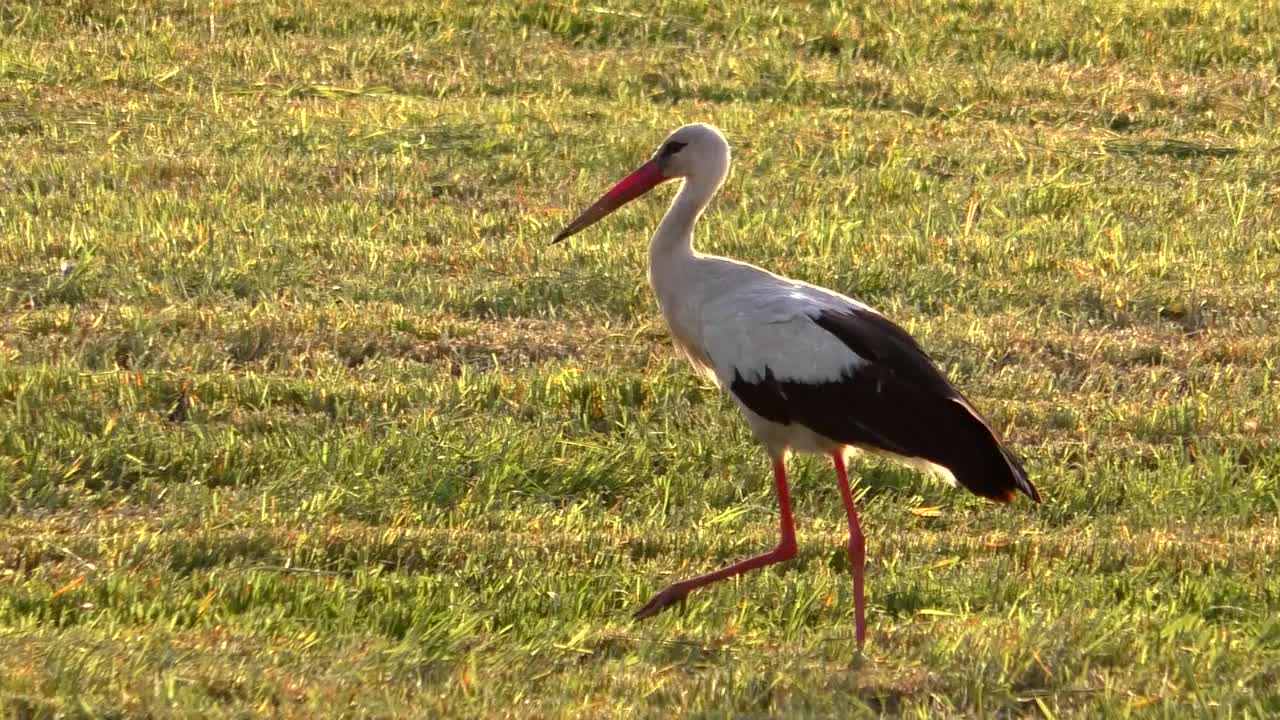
(2, 0, 1279, 716)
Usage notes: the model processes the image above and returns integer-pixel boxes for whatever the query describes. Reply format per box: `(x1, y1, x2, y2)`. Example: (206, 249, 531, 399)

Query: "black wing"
(731, 307, 1040, 504)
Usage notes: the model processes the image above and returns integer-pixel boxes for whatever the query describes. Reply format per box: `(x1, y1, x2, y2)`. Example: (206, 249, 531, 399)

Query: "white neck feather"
(648, 162, 727, 293)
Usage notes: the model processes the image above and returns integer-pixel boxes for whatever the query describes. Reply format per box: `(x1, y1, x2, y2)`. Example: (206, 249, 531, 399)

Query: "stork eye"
(660, 141, 687, 157)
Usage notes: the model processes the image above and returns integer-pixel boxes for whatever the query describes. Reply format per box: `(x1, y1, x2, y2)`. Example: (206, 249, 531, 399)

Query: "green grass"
(2, 0, 1280, 716)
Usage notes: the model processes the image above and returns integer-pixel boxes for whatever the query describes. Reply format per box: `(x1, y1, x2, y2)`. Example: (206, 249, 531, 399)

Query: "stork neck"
(650, 173, 720, 260)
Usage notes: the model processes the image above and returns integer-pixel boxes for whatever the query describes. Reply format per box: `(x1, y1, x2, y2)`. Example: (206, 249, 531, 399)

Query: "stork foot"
(633, 458, 797, 624)
(632, 582, 690, 620)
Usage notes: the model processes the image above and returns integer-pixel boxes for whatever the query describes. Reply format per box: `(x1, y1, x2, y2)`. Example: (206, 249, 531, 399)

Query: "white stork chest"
(648, 252, 718, 382)
(648, 254, 870, 456)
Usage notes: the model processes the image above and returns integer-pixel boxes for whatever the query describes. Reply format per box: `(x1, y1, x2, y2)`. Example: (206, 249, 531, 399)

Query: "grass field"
(3, 0, 1280, 716)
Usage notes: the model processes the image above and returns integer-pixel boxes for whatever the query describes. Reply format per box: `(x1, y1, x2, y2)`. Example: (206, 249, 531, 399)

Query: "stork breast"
(670, 329, 718, 383)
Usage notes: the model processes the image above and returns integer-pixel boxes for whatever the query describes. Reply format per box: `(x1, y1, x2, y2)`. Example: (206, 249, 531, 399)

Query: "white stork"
(553, 123, 1040, 649)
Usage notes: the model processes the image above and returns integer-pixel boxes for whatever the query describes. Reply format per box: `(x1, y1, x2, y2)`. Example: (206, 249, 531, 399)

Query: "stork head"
(552, 123, 730, 244)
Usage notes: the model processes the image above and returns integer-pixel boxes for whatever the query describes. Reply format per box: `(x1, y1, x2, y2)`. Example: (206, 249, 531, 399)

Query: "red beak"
(552, 159, 671, 244)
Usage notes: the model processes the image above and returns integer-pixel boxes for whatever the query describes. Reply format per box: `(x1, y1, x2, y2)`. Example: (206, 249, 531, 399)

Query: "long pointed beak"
(552, 159, 671, 244)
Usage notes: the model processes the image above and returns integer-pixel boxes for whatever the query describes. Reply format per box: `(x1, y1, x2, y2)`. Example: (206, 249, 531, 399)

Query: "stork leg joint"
(632, 540, 797, 621)
(632, 457, 797, 622)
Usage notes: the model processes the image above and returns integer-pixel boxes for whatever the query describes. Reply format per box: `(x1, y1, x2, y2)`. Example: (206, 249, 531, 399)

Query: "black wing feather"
(810, 307, 957, 400)
(730, 307, 1040, 504)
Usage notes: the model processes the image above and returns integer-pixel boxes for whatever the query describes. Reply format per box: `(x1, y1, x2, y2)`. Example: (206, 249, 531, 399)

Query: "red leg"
(832, 451, 867, 649)
(634, 456, 797, 620)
